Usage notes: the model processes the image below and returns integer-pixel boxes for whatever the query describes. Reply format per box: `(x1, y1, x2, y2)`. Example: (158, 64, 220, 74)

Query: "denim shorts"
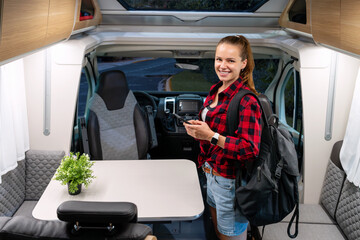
(203, 162, 248, 236)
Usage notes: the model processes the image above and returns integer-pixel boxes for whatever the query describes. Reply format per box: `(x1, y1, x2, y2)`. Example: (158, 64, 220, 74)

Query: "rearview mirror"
(175, 63, 200, 71)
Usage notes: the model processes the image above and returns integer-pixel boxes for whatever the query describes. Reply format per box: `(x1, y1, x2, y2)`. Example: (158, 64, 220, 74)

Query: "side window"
(281, 69, 302, 135)
(71, 66, 92, 153)
(284, 72, 295, 127)
(77, 67, 91, 117)
(253, 59, 280, 94)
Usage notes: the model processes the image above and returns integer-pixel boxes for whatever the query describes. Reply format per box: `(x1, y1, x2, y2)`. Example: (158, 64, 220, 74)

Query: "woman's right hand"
(183, 120, 214, 142)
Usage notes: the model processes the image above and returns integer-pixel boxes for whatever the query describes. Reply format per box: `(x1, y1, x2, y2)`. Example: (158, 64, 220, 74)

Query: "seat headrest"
(96, 70, 130, 110)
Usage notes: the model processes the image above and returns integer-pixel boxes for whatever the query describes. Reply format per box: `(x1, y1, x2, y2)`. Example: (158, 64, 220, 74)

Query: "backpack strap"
(227, 89, 269, 188)
(226, 89, 268, 137)
(287, 202, 299, 238)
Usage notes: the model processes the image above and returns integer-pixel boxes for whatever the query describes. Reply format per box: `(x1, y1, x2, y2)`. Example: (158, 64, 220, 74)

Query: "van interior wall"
(300, 46, 360, 203)
(14, 31, 360, 204)
(23, 39, 93, 153)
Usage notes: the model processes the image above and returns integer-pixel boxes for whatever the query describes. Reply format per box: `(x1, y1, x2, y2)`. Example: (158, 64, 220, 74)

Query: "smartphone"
(173, 113, 192, 125)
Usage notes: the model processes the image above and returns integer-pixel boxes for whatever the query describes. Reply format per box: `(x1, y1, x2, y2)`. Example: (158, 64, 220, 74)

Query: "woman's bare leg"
(209, 206, 247, 240)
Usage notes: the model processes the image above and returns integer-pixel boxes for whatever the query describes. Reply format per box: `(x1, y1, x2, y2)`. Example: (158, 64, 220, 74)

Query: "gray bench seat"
(263, 221, 346, 240)
(263, 203, 346, 240)
(261, 141, 360, 240)
(282, 204, 336, 224)
(13, 200, 37, 218)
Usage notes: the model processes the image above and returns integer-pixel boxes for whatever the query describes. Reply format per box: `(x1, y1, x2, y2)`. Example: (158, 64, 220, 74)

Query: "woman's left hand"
(183, 120, 214, 141)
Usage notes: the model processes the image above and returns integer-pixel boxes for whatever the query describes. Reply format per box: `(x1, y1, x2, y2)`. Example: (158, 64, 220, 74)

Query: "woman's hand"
(183, 120, 214, 142)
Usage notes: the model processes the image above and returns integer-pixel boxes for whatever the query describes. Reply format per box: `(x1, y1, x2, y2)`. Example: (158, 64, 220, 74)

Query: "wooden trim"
(73, 0, 102, 31)
(279, 0, 311, 34)
(340, 0, 360, 55)
(0, 0, 49, 62)
(0, 0, 3, 45)
(311, 0, 340, 48)
(312, 0, 360, 56)
(45, 0, 77, 45)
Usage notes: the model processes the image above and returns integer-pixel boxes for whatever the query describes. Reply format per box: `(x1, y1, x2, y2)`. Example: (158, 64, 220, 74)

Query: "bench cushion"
(320, 141, 345, 219)
(0, 216, 69, 239)
(25, 150, 64, 200)
(336, 179, 360, 240)
(262, 222, 346, 240)
(0, 160, 25, 216)
(13, 201, 37, 218)
(282, 204, 335, 224)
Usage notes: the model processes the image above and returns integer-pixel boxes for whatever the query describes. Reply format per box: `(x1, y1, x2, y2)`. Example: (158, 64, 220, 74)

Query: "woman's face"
(214, 43, 247, 84)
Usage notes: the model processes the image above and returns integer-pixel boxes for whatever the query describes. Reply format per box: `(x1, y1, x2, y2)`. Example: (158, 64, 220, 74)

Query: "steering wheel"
(133, 91, 158, 115)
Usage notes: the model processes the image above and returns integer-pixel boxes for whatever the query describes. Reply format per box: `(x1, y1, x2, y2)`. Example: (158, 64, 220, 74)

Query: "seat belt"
(79, 116, 90, 155)
(145, 106, 158, 149)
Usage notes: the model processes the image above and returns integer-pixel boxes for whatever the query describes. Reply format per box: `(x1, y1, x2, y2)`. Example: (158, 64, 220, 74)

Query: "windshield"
(117, 0, 269, 12)
(97, 57, 279, 93)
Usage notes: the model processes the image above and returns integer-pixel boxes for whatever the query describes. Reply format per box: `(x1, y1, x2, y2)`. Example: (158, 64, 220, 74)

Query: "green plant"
(54, 152, 95, 194)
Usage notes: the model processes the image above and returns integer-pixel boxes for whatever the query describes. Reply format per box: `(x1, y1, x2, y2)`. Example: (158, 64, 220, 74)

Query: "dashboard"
(162, 94, 204, 133)
(133, 92, 206, 160)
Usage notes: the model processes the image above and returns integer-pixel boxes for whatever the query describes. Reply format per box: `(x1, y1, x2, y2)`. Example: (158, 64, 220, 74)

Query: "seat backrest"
(87, 70, 149, 160)
(320, 141, 345, 219)
(0, 161, 25, 217)
(335, 178, 360, 240)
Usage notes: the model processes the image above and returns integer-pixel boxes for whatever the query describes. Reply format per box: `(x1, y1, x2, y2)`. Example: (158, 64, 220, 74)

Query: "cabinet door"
(0, 0, 49, 62)
(45, 0, 77, 45)
(312, 0, 360, 55)
(311, 0, 341, 48)
(340, 0, 360, 55)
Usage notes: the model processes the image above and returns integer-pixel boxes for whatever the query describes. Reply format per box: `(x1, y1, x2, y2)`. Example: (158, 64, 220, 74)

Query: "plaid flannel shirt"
(198, 78, 262, 179)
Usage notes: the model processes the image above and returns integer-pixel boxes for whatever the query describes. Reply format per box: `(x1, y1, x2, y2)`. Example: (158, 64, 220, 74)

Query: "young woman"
(184, 35, 262, 240)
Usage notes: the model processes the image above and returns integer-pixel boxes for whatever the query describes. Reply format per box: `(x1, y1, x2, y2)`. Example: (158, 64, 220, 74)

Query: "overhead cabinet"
(312, 0, 360, 55)
(0, 0, 50, 62)
(45, 0, 77, 45)
(280, 0, 360, 56)
(0, 0, 102, 63)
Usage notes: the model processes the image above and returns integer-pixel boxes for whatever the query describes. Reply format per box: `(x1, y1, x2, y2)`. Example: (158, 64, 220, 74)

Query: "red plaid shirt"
(198, 78, 262, 179)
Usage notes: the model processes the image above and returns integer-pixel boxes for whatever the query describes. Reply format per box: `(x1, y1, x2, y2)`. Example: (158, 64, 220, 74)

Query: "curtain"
(0, 59, 30, 183)
(340, 67, 360, 187)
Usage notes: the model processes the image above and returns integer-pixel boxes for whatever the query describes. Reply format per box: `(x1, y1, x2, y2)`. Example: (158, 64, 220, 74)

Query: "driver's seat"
(86, 70, 150, 160)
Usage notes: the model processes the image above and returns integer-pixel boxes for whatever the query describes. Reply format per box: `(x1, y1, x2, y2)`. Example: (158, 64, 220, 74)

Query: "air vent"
(164, 97, 175, 113)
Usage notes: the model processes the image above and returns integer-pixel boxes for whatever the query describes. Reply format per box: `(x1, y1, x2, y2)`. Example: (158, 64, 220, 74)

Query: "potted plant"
(54, 152, 95, 195)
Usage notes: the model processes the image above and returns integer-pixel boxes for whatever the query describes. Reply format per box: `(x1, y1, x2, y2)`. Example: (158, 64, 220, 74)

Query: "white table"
(32, 159, 204, 222)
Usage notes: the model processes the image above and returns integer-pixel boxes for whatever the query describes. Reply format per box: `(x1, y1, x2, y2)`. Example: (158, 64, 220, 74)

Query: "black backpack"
(226, 89, 299, 238)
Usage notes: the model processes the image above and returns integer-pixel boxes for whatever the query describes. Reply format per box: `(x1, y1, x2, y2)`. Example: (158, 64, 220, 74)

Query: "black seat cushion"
(57, 201, 137, 224)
